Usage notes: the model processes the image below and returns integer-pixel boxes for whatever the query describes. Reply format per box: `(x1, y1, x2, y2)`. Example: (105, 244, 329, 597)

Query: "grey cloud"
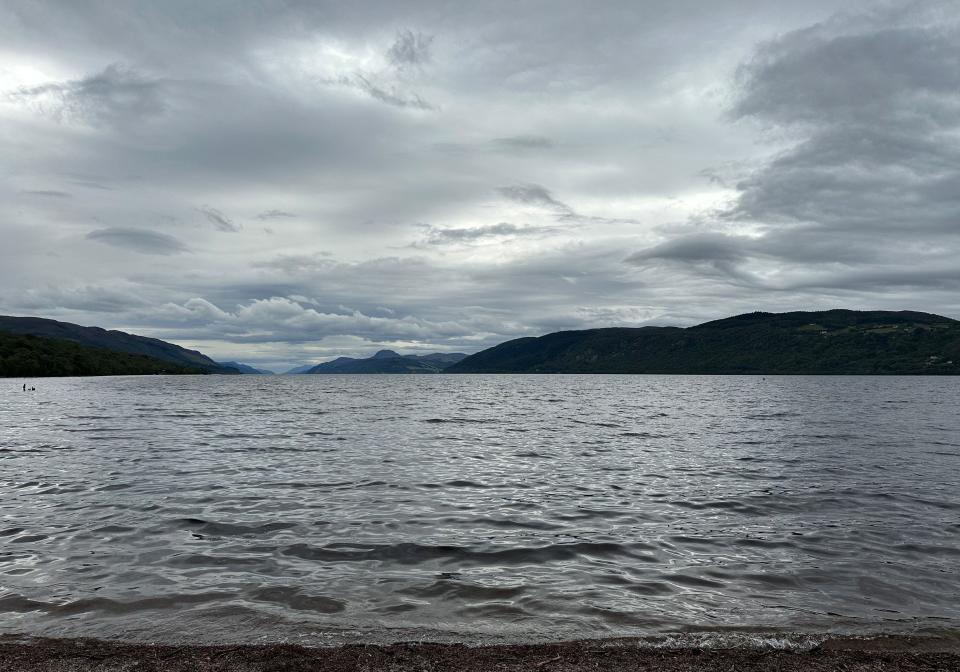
(352, 74, 434, 110)
(86, 227, 187, 255)
(19, 190, 72, 198)
(493, 184, 626, 227)
(626, 233, 750, 264)
(634, 3, 960, 299)
(416, 222, 551, 246)
(626, 233, 761, 288)
(491, 135, 555, 151)
(253, 253, 336, 274)
(11, 64, 165, 127)
(789, 265, 960, 292)
(734, 22, 960, 128)
(729, 8, 960, 234)
(147, 295, 478, 345)
(16, 284, 151, 314)
(628, 226, 883, 270)
(256, 209, 297, 220)
(69, 180, 113, 190)
(496, 184, 572, 213)
(197, 206, 240, 232)
(387, 29, 433, 69)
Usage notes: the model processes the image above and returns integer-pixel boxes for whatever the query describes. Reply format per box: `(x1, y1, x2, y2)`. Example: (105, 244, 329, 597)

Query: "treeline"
(0, 331, 206, 377)
(448, 310, 960, 374)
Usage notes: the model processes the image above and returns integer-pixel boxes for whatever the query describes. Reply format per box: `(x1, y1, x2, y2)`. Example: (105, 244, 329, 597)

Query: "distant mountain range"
(217, 361, 274, 375)
(304, 350, 468, 374)
(284, 364, 315, 374)
(5, 310, 959, 378)
(447, 310, 960, 375)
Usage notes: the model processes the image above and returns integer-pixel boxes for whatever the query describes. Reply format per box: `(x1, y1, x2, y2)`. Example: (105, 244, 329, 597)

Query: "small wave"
(0, 592, 232, 616)
(661, 573, 726, 589)
(422, 418, 498, 424)
(571, 419, 623, 428)
(734, 538, 797, 549)
(398, 580, 526, 601)
(272, 480, 357, 489)
(9, 533, 49, 544)
(248, 586, 345, 613)
(280, 541, 646, 565)
(443, 480, 489, 488)
(743, 411, 800, 420)
(457, 517, 563, 531)
(893, 543, 960, 557)
(172, 518, 297, 537)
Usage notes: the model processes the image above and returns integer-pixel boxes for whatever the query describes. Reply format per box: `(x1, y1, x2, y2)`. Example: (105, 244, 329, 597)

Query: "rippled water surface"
(1, 374, 959, 644)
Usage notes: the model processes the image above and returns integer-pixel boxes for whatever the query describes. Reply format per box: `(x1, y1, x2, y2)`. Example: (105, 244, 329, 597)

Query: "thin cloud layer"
(86, 227, 187, 255)
(387, 30, 434, 69)
(11, 64, 165, 127)
(1, 0, 956, 371)
(197, 206, 241, 233)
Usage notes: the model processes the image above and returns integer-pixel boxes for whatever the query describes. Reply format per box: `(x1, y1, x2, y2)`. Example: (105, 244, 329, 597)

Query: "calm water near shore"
(1, 374, 958, 645)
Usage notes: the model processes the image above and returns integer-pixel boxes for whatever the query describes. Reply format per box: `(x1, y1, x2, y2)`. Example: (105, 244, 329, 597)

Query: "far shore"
(2, 632, 959, 671)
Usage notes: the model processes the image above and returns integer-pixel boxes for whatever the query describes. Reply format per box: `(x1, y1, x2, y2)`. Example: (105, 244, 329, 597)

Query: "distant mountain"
(0, 331, 208, 377)
(284, 364, 316, 374)
(307, 350, 468, 374)
(0, 315, 239, 374)
(217, 361, 274, 374)
(446, 310, 960, 375)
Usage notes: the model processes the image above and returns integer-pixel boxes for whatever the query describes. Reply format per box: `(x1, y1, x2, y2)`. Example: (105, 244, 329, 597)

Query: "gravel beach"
(2, 633, 959, 671)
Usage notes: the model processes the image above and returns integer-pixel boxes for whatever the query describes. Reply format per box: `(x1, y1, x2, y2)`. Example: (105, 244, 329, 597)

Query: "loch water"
(1, 374, 958, 645)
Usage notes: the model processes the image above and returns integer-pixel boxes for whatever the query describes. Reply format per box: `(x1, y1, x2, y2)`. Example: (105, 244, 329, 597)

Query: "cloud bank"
(2, 0, 957, 370)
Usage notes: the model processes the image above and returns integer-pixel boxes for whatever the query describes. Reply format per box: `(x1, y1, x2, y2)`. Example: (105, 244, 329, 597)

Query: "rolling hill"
(0, 331, 208, 377)
(0, 315, 238, 375)
(446, 310, 960, 374)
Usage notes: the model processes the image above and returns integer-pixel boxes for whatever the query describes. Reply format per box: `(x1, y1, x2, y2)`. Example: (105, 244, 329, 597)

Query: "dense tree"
(0, 332, 206, 377)
(449, 310, 960, 374)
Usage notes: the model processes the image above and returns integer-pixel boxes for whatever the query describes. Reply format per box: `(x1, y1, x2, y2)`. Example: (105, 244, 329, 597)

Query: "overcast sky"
(3, 1, 958, 370)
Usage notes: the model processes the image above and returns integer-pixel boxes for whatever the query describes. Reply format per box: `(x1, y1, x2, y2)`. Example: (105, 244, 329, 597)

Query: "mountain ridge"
(306, 350, 468, 374)
(0, 331, 209, 377)
(217, 361, 274, 375)
(446, 310, 960, 375)
(0, 315, 239, 374)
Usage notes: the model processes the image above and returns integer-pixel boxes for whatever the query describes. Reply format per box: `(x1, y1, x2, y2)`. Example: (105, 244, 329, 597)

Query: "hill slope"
(0, 331, 207, 377)
(446, 310, 960, 374)
(308, 350, 468, 374)
(217, 361, 274, 374)
(0, 316, 237, 374)
(284, 364, 315, 374)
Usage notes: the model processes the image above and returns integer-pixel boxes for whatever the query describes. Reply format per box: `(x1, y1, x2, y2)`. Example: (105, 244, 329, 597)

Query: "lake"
(1, 374, 958, 645)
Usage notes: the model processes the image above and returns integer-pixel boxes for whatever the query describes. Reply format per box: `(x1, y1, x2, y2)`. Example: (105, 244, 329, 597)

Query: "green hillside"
(0, 315, 237, 373)
(0, 331, 206, 377)
(447, 310, 960, 374)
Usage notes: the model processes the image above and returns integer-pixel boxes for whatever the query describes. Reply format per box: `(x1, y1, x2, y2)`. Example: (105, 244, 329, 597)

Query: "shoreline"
(2, 632, 959, 671)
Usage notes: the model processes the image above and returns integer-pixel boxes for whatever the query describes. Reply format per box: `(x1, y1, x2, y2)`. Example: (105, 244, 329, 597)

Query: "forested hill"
(446, 310, 960, 374)
(0, 316, 237, 374)
(0, 331, 207, 377)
